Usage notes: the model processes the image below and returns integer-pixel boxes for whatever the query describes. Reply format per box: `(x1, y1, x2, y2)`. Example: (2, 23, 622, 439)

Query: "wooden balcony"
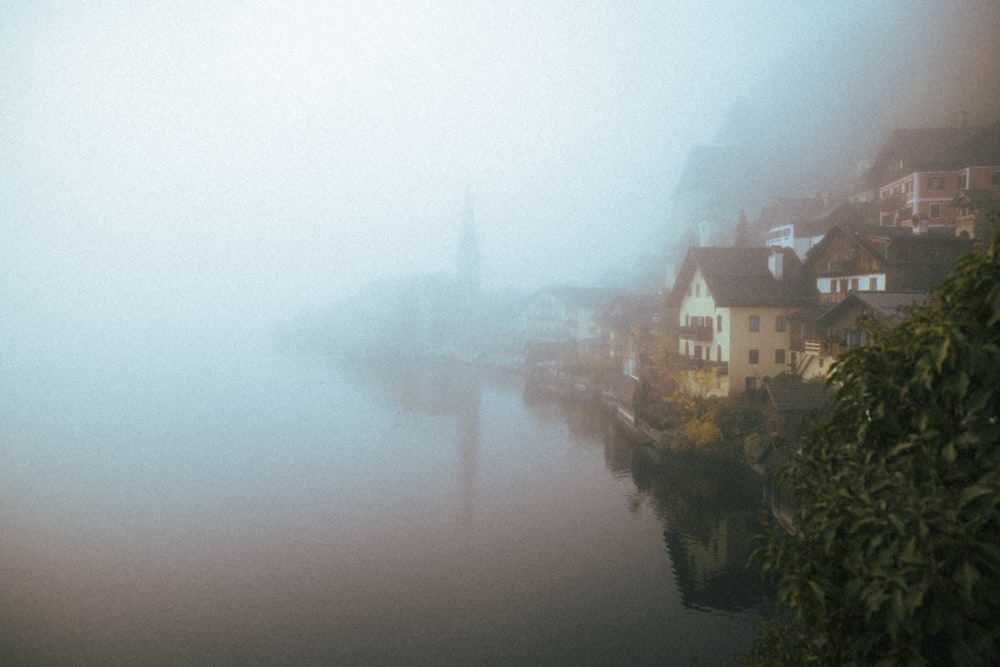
(676, 325, 713, 342)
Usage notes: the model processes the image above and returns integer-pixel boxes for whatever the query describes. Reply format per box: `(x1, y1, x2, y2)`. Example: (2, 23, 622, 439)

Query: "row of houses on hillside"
(666, 120, 1000, 396)
(520, 224, 975, 402)
(521, 120, 998, 403)
(669, 226, 972, 397)
(870, 122, 1000, 235)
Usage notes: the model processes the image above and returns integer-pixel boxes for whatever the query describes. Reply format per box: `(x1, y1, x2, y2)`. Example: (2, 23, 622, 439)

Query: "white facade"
(816, 273, 886, 297)
(766, 224, 825, 260)
(676, 267, 795, 396)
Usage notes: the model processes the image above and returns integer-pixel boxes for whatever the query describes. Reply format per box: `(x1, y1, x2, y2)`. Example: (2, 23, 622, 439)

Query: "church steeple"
(457, 183, 480, 294)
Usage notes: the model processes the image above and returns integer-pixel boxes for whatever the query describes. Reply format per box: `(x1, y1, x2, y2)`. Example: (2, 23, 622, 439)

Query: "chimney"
(768, 248, 784, 280)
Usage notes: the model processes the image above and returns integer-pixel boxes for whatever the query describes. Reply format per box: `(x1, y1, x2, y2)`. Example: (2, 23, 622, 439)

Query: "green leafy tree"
(748, 231, 1000, 665)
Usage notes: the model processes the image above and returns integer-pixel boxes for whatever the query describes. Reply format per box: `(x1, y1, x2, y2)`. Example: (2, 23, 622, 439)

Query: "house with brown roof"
(870, 122, 1000, 232)
(802, 224, 971, 306)
(666, 246, 814, 396)
(789, 290, 930, 379)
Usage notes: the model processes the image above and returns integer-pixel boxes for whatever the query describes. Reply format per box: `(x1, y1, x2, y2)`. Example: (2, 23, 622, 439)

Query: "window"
(846, 330, 862, 348)
(958, 173, 968, 188)
(694, 345, 702, 360)
(930, 203, 941, 218)
(928, 176, 945, 190)
(775, 349, 786, 364)
(839, 279, 848, 293)
(869, 277, 878, 290)
(905, 180, 913, 193)
(717, 315, 722, 333)
(749, 349, 759, 364)
(850, 278, 859, 292)
(775, 316, 785, 332)
(749, 315, 760, 332)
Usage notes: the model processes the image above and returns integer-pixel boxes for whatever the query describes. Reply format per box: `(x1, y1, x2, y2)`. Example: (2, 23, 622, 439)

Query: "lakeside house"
(802, 223, 971, 306)
(789, 290, 931, 380)
(666, 246, 815, 396)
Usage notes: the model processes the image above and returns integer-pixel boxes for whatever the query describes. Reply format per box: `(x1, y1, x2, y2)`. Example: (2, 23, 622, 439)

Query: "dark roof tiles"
(667, 246, 814, 308)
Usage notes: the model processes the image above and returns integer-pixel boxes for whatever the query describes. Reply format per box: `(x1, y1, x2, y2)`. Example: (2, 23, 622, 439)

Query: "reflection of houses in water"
(663, 515, 764, 612)
(629, 450, 767, 613)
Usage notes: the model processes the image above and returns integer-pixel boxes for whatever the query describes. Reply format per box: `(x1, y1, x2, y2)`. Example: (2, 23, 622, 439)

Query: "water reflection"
(552, 397, 768, 613)
(458, 383, 480, 525)
(1, 353, 765, 664)
(630, 449, 768, 613)
(338, 359, 502, 526)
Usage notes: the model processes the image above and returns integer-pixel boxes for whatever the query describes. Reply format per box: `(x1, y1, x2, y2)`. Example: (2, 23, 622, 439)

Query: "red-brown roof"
(666, 246, 814, 309)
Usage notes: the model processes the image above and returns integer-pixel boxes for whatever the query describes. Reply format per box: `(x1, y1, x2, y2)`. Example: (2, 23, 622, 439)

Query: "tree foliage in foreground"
(748, 231, 1000, 665)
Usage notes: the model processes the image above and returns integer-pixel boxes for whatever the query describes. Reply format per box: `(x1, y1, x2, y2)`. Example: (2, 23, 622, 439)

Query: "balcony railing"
(676, 325, 713, 342)
(804, 339, 823, 355)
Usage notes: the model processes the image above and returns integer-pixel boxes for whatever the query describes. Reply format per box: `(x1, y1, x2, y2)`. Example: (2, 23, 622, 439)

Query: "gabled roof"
(666, 246, 814, 309)
(786, 305, 828, 322)
(818, 290, 929, 325)
(952, 189, 1000, 207)
(803, 224, 971, 268)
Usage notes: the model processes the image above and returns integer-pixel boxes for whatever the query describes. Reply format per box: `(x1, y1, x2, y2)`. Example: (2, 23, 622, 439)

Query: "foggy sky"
(1, 1, 997, 355)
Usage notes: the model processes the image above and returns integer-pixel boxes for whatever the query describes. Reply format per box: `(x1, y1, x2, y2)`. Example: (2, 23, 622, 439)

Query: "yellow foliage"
(683, 417, 723, 448)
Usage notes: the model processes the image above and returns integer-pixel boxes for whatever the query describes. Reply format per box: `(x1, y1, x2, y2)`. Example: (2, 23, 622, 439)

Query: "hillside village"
(514, 118, 1000, 533)
(300, 117, 1000, 462)
(523, 120, 999, 415)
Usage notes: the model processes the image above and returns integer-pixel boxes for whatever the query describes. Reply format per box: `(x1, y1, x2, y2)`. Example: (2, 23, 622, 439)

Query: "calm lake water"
(0, 348, 768, 665)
